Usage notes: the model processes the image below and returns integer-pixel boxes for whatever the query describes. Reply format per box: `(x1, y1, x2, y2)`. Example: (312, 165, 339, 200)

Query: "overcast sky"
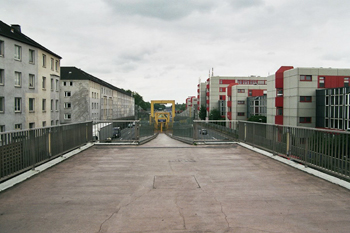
(2, 0, 350, 103)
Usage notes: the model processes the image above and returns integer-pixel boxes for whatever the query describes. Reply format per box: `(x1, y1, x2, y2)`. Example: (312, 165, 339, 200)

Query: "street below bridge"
(1, 134, 350, 232)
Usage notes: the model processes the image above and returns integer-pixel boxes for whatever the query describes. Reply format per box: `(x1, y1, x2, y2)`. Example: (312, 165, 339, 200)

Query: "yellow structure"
(150, 100, 175, 131)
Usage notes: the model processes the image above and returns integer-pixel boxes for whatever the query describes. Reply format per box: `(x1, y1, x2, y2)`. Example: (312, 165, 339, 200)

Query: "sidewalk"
(1, 134, 350, 233)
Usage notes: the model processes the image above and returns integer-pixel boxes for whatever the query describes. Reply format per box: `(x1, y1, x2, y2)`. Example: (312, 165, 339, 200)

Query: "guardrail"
(0, 122, 93, 182)
(239, 121, 350, 181)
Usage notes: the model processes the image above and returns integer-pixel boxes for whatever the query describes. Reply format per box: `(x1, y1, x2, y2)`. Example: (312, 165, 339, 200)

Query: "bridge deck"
(1, 134, 350, 233)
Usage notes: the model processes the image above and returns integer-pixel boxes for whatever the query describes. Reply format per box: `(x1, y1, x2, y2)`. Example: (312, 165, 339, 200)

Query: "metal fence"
(239, 121, 350, 181)
(0, 122, 93, 182)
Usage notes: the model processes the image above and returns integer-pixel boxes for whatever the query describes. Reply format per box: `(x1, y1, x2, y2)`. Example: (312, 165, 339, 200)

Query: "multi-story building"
(267, 66, 350, 128)
(197, 82, 206, 111)
(60, 67, 134, 123)
(316, 87, 350, 131)
(0, 21, 61, 131)
(205, 75, 267, 118)
(226, 84, 266, 121)
(247, 94, 267, 119)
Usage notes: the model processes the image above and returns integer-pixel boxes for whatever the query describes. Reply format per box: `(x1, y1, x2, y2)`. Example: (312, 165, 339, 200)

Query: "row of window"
(0, 41, 60, 71)
(0, 119, 61, 131)
(0, 97, 59, 113)
(0, 69, 59, 91)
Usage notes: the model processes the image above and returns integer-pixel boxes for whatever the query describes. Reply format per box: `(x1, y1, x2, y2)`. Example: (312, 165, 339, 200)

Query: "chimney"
(11, 24, 21, 33)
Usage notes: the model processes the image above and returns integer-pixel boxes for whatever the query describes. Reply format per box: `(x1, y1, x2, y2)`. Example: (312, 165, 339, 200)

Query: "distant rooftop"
(61, 66, 132, 96)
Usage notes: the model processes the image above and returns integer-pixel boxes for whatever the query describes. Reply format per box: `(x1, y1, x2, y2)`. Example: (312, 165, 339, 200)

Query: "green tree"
(199, 105, 206, 120)
(209, 108, 224, 120)
(247, 115, 266, 123)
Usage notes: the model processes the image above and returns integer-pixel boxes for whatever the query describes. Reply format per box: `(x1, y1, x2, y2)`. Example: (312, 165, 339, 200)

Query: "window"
(55, 60, 59, 71)
(29, 49, 35, 64)
(64, 102, 71, 108)
(14, 45, 21, 60)
(70, 81, 73, 86)
(55, 100, 58, 111)
(0, 97, 4, 113)
(15, 97, 21, 112)
(29, 123, 35, 129)
(345, 77, 349, 87)
(299, 117, 312, 123)
(238, 89, 245, 93)
(42, 54, 46, 67)
(276, 108, 283, 115)
(238, 112, 245, 116)
(51, 78, 54, 91)
(15, 72, 21, 87)
(29, 74, 35, 88)
(51, 58, 54, 70)
(319, 77, 325, 88)
(0, 40, 4, 56)
(63, 81, 66, 86)
(56, 79, 59, 91)
(64, 91, 71, 97)
(42, 121, 46, 127)
(56, 120, 59, 125)
(300, 96, 312, 102)
(42, 77, 46, 89)
(276, 89, 283, 96)
(64, 113, 71, 120)
(29, 98, 35, 112)
(237, 100, 245, 104)
(15, 124, 22, 130)
(300, 75, 312, 81)
(42, 99, 46, 111)
(0, 125, 5, 132)
(51, 99, 53, 111)
(51, 120, 54, 126)
(248, 90, 253, 96)
(0, 69, 4, 85)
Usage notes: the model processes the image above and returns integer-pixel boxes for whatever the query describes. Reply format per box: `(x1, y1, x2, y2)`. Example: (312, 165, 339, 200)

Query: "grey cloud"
(227, 0, 264, 9)
(103, 0, 215, 20)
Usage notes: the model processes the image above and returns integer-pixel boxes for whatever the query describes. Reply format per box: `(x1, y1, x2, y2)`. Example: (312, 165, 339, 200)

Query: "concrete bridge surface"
(1, 134, 350, 233)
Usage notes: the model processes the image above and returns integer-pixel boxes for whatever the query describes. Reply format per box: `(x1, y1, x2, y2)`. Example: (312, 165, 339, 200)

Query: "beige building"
(60, 67, 134, 123)
(226, 84, 266, 121)
(267, 66, 350, 127)
(0, 21, 61, 131)
(204, 75, 267, 118)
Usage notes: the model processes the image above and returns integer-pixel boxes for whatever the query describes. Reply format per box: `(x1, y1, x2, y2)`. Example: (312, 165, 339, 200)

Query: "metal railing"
(239, 121, 350, 181)
(0, 122, 93, 182)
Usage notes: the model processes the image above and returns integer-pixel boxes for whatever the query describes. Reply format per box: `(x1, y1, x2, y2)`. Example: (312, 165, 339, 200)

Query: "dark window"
(299, 117, 312, 123)
(300, 96, 312, 102)
(300, 75, 312, 81)
(238, 112, 245, 116)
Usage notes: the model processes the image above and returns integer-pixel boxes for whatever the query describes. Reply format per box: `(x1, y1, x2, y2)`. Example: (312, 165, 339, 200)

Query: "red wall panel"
(275, 96, 283, 107)
(275, 115, 283, 125)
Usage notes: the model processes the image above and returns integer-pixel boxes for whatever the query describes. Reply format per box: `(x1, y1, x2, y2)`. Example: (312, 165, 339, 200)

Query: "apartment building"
(0, 21, 61, 132)
(60, 67, 134, 123)
(247, 95, 267, 119)
(267, 66, 350, 128)
(197, 82, 206, 110)
(226, 84, 267, 121)
(205, 75, 267, 118)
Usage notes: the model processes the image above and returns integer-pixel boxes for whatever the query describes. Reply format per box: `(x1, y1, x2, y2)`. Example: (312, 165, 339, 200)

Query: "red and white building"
(267, 66, 350, 127)
(199, 75, 267, 118)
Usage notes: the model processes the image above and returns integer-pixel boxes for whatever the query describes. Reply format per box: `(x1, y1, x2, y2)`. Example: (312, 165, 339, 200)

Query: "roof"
(60, 67, 132, 96)
(0, 21, 61, 59)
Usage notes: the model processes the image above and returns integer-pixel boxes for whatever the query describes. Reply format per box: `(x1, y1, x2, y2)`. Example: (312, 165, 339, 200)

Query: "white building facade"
(0, 21, 61, 132)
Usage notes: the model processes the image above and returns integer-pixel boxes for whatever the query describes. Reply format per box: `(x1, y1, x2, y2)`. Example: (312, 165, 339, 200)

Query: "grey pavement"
(1, 134, 350, 233)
